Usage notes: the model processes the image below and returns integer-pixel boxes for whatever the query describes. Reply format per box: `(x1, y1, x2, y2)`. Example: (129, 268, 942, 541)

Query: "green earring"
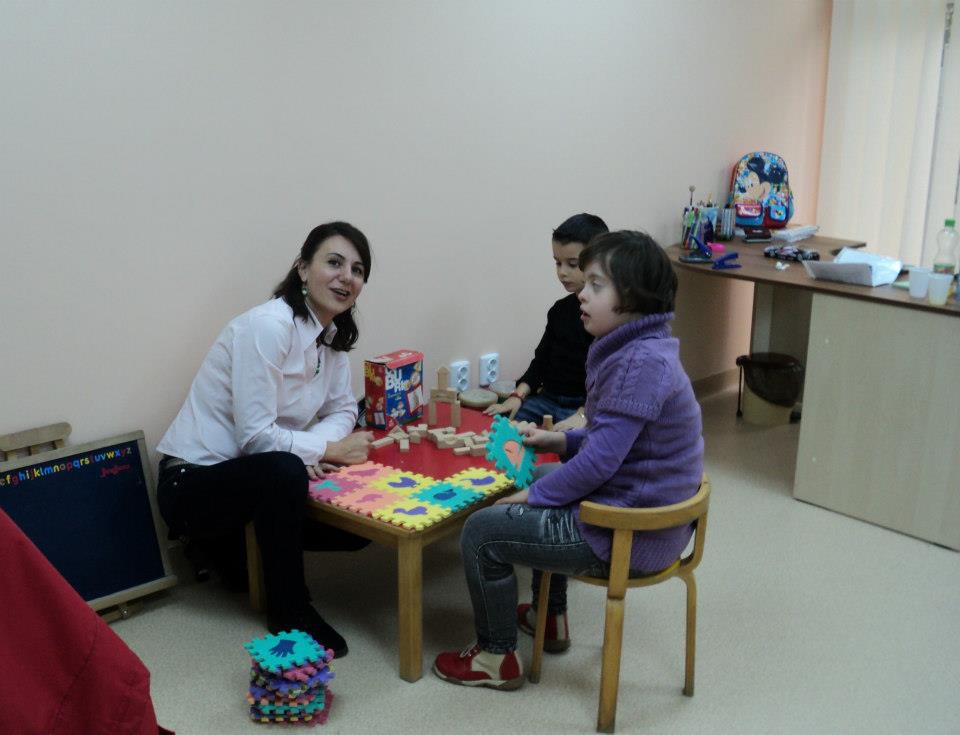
(301, 282, 308, 297)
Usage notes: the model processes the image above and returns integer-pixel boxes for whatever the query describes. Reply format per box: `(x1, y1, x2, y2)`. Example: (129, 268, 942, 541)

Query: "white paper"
(803, 248, 902, 287)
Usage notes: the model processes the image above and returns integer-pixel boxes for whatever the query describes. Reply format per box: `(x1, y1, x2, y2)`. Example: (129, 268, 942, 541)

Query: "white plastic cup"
(927, 273, 952, 306)
(908, 267, 931, 298)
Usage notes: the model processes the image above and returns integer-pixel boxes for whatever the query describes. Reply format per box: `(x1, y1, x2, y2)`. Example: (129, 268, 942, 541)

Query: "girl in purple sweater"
(433, 230, 704, 691)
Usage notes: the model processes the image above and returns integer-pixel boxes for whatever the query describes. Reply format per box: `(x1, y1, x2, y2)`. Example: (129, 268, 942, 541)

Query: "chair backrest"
(578, 475, 711, 592)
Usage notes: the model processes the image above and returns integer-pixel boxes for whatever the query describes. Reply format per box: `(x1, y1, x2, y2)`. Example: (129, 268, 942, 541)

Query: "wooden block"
(389, 425, 409, 439)
(428, 400, 437, 425)
(470, 445, 486, 457)
(453, 446, 471, 456)
(453, 431, 475, 440)
(436, 365, 450, 390)
(451, 400, 461, 427)
(542, 415, 553, 430)
(409, 432, 422, 444)
(430, 388, 459, 403)
(371, 436, 395, 449)
(398, 438, 410, 452)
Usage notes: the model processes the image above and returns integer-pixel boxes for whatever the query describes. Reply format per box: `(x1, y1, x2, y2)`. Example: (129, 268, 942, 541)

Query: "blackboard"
(0, 430, 176, 610)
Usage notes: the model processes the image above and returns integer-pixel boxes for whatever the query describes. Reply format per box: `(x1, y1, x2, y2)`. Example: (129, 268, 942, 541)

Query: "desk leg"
(397, 536, 424, 682)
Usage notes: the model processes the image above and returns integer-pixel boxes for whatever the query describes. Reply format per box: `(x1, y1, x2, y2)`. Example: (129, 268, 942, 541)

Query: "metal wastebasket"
(735, 352, 804, 426)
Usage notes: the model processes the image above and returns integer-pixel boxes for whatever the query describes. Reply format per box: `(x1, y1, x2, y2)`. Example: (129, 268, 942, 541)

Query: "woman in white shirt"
(157, 221, 374, 658)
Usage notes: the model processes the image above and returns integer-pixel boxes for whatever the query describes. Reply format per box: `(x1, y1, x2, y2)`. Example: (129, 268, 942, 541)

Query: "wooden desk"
(247, 404, 545, 681)
(669, 237, 960, 549)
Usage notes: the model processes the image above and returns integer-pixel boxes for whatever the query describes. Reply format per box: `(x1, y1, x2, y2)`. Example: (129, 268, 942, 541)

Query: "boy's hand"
(322, 431, 374, 465)
(494, 488, 529, 505)
(483, 396, 521, 419)
(518, 425, 567, 455)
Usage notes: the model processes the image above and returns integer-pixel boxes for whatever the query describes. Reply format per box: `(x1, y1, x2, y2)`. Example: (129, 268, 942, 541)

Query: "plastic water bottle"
(932, 218, 958, 274)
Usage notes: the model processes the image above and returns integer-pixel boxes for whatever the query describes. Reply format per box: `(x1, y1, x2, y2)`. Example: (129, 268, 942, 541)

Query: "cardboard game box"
(364, 349, 424, 430)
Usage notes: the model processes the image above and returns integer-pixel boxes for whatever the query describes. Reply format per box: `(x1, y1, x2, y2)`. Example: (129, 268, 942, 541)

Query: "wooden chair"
(528, 475, 711, 733)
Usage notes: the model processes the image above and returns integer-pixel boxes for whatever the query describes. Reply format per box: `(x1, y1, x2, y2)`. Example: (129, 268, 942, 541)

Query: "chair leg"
(528, 571, 553, 683)
(245, 522, 266, 613)
(682, 572, 697, 696)
(596, 596, 625, 733)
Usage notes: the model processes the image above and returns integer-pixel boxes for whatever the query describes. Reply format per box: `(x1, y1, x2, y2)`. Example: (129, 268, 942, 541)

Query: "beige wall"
(0, 1, 830, 454)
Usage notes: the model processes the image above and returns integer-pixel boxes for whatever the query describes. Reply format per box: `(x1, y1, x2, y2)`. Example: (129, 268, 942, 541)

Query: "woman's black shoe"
(267, 606, 348, 658)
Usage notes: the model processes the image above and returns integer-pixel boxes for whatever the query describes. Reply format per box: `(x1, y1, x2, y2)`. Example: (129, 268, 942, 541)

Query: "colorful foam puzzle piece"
(373, 498, 452, 530)
(371, 470, 438, 495)
(446, 467, 513, 495)
(244, 630, 325, 675)
(412, 481, 484, 512)
(331, 488, 408, 516)
(252, 667, 329, 696)
(254, 689, 325, 715)
(308, 476, 366, 503)
(485, 416, 536, 489)
(250, 691, 334, 725)
(335, 461, 391, 482)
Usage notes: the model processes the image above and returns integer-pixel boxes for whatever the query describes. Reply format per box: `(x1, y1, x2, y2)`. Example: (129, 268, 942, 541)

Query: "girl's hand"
(494, 488, 529, 505)
(483, 396, 521, 418)
(306, 462, 341, 481)
(518, 425, 567, 454)
(322, 432, 374, 465)
(552, 411, 586, 432)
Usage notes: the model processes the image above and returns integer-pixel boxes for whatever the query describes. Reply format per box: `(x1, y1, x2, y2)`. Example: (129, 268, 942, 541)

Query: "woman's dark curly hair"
(273, 221, 372, 352)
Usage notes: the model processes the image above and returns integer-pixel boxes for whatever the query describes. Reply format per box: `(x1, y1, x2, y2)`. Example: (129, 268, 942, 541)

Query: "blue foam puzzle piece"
(484, 416, 536, 488)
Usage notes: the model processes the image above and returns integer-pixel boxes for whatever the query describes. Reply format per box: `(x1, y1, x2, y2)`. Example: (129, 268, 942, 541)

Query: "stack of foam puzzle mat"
(308, 462, 516, 530)
(244, 630, 335, 725)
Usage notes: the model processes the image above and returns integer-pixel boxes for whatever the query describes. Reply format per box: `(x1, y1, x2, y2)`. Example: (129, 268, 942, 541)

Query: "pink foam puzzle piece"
(331, 488, 407, 516)
(307, 476, 366, 503)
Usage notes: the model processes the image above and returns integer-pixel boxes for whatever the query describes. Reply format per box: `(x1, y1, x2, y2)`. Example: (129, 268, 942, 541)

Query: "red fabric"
(368, 403, 558, 474)
(0, 508, 172, 735)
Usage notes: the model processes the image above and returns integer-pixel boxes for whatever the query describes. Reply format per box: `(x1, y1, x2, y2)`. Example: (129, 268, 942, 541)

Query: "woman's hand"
(494, 488, 529, 505)
(306, 462, 341, 481)
(483, 396, 521, 418)
(519, 424, 567, 455)
(322, 431, 374, 465)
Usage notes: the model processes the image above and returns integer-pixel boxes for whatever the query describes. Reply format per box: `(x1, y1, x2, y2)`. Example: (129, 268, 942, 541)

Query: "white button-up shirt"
(158, 298, 358, 466)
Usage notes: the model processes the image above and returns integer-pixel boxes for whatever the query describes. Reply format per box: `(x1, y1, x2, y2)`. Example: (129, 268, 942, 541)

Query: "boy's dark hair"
(579, 230, 677, 315)
(273, 221, 372, 352)
(552, 213, 609, 245)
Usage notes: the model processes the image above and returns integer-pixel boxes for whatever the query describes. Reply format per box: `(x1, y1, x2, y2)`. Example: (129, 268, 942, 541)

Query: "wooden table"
(247, 404, 547, 681)
(669, 236, 960, 549)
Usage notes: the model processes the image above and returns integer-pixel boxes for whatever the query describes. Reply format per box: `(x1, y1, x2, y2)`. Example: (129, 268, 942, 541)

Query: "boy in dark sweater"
(484, 213, 609, 428)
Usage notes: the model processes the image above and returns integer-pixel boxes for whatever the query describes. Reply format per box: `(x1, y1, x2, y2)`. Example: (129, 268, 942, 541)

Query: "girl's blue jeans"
(460, 465, 607, 653)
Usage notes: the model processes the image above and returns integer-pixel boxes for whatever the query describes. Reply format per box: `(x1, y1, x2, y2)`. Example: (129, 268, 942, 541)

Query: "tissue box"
(364, 349, 424, 430)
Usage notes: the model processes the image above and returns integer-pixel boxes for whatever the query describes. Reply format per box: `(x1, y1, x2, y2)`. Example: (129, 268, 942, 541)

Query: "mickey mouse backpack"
(728, 152, 794, 228)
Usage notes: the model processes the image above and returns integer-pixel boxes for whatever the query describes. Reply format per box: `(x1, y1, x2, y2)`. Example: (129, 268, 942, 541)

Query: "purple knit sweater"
(526, 312, 704, 573)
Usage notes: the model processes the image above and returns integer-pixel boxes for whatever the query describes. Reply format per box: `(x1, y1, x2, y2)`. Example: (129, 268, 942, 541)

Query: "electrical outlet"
(449, 360, 470, 392)
(479, 353, 499, 386)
